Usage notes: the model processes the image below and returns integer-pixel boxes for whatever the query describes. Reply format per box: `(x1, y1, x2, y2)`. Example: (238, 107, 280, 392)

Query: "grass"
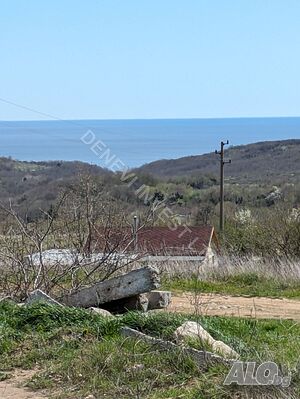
(162, 273, 300, 299)
(0, 301, 299, 398)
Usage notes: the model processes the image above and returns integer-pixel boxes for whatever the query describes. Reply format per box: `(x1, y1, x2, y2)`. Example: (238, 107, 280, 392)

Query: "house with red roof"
(27, 225, 217, 274)
(89, 223, 217, 272)
(132, 225, 217, 269)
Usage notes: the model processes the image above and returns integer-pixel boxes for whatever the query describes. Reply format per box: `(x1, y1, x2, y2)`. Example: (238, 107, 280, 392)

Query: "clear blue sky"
(1, 0, 300, 121)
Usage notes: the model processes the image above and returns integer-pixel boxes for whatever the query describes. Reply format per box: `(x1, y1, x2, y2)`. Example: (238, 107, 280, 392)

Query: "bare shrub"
(0, 174, 149, 300)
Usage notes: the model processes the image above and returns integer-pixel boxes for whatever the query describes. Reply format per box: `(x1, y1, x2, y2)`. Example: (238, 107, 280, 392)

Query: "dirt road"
(168, 292, 300, 321)
(0, 369, 47, 399)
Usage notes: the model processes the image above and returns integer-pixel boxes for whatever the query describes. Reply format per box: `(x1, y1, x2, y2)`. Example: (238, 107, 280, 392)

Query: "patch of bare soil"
(168, 293, 300, 320)
(0, 369, 48, 399)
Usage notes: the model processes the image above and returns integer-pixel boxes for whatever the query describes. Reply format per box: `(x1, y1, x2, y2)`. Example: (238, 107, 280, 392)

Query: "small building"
(132, 225, 218, 273)
(26, 225, 217, 276)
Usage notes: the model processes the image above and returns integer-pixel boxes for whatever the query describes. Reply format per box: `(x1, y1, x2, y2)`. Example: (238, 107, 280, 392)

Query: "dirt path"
(168, 292, 300, 321)
(0, 369, 47, 399)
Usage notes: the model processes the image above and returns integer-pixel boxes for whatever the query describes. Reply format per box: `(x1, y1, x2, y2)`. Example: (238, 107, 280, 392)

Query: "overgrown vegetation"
(223, 207, 300, 258)
(0, 302, 299, 398)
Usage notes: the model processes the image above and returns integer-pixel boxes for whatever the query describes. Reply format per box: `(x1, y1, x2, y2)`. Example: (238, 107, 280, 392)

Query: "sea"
(0, 117, 299, 168)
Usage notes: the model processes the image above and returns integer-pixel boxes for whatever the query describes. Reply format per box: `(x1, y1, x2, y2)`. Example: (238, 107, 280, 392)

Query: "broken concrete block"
(146, 290, 171, 310)
(88, 307, 114, 317)
(25, 289, 63, 307)
(131, 294, 149, 312)
(121, 327, 234, 368)
(174, 321, 239, 359)
(60, 266, 160, 308)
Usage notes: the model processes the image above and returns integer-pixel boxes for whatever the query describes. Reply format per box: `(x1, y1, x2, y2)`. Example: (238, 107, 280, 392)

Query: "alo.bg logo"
(224, 362, 291, 387)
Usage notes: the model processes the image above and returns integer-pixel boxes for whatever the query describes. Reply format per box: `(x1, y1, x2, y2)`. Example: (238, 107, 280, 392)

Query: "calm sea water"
(0, 117, 299, 168)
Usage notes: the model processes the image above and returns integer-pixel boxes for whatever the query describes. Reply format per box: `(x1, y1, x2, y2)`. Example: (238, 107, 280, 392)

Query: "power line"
(0, 95, 127, 139)
(0, 96, 64, 121)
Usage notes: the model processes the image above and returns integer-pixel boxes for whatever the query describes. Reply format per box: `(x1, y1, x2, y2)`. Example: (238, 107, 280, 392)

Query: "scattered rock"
(174, 321, 239, 359)
(88, 307, 114, 317)
(25, 289, 63, 306)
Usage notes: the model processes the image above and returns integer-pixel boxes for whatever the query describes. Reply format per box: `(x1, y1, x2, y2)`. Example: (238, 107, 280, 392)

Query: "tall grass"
(161, 256, 300, 282)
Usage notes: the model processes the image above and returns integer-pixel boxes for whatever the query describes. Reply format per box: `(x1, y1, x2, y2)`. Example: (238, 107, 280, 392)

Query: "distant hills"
(0, 158, 108, 219)
(136, 139, 300, 183)
(0, 139, 299, 220)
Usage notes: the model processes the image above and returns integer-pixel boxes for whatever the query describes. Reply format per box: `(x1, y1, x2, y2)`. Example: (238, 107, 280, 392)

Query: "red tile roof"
(93, 225, 214, 256)
(135, 226, 214, 256)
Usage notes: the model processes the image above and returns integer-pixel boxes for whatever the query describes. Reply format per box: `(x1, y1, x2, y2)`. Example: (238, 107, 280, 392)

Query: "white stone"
(174, 321, 212, 342)
(174, 321, 239, 359)
(211, 340, 238, 359)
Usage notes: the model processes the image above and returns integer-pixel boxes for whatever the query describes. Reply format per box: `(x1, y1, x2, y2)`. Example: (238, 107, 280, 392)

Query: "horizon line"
(1, 115, 300, 123)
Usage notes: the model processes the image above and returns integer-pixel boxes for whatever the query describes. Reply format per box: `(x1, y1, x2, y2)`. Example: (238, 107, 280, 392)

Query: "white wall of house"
(139, 246, 216, 278)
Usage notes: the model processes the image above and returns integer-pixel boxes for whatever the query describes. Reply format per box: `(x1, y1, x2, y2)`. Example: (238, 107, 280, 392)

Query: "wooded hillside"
(136, 139, 300, 183)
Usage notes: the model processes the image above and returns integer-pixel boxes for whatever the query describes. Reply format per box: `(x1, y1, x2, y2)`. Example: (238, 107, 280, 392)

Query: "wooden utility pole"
(215, 141, 231, 232)
(133, 215, 138, 251)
